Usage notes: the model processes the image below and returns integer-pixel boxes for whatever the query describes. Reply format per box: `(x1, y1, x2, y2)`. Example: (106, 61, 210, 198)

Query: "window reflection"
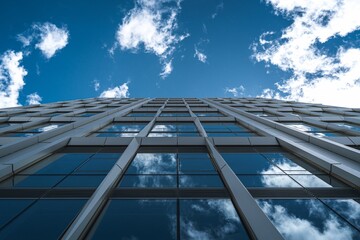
(3, 123, 65, 137)
(257, 199, 360, 239)
(149, 123, 199, 137)
(91, 122, 147, 137)
(281, 122, 342, 137)
(202, 122, 257, 137)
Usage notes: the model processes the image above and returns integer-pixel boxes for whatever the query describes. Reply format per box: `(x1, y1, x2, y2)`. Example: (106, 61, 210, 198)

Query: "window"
(126, 112, 156, 117)
(76, 112, 100, 117)
(281, 122, 343, 137)
(160, 112, 190, 117)
(247, 111, 277, 117)
(0, 147, 123, 189)
(0, 199, 86, 239)
(220, 147, 348, 189)
(90, 122, 148, 137)
(202, 122, 258, 137)
(2, 123, 67, 137)
(193, 112, 225, 117)
(88, 199, 249, 239)
(119, 148, 223, 188)
(148, 122, 199, 137)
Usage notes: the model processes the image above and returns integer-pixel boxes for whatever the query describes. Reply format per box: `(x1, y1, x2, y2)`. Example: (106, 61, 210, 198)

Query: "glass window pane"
(88, 200, 176, 239)
(290, 175, 347, 188)
(126, 153, 177, 174)
(75, 159, 117, 174)
(257, 199, 360, 239)
(237, 175, 301, 188)
(119, 175, 177, 188)
(322, 199, 360, 230)
(0, 199, 86, 239)
(0, 199, 34, 228)
(56, 175, 106, 188)
(222, 153, 283, 174)
(179, 175, 224, 188)
(22, 153, 93, 175)
(180, 199, 249, 239)
(0, 175, 64, 188)
(179, 159, 216, 174)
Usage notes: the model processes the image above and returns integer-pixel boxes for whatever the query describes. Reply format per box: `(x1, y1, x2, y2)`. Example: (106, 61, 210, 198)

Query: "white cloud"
(194, 47, 207, 63)
(34, 23, 69, 59)
(0, 51, 27, 108)
(93, 79, 100, 91)
(259, 200, 356, 240)
(116, 0, 188, 78)
(26, 92, 42, 105)
(160, 60, 173, 78)
(99, 82, 130, 98)
(18, 22, 69, 59)
(212, 2, 224, 19)
(253, 0, 360, 108)
(225, 85, 245, 97)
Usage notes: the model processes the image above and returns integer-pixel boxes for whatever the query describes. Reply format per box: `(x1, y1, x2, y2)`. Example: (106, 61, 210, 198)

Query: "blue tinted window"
(56, 175, 106, 188)
(126, 153, 177, 174)
(0, 199, 34, 228)
(0, 199, 86, 239)
(0, 175, 64, 188)
(119, 175, 177, 188)
(257, 199, 360, 239)
(88, 200, 176, 239)
(180, 199, 249, 239)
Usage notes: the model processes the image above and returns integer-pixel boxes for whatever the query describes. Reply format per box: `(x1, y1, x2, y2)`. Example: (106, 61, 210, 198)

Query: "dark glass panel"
(88, 200, 176, 239)
(180, 199, 249, 239)
(119, 175, 177, 188)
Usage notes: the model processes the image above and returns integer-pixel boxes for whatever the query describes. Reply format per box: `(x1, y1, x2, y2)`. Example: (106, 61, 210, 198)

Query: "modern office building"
(0, 97, 359, 239)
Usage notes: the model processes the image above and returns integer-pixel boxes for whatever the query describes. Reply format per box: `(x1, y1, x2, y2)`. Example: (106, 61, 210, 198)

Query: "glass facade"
(0, 97, 359, 239)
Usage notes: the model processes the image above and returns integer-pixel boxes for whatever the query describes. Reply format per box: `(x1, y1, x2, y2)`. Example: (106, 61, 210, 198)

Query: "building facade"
(0, 97, 359, 239)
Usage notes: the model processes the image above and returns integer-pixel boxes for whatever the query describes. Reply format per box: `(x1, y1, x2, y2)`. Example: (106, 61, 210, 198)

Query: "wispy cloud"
(99, 82, 130, 98)
(194, 46, 207, 63)
(160, 60, 173, 78)
(93, 79, 100, 91)
(212, 2, 224, 19)
(115, 0, 188, 78)
(26, 92, 42, 105)
(0, 51, 27, 108)
(225, 85, 245, 97)
(18, 22, 69, 59)
(252, 0, 360, 107)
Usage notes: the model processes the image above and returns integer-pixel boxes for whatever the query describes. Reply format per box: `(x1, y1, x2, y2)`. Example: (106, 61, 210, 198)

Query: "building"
(0, 97, 359, 239)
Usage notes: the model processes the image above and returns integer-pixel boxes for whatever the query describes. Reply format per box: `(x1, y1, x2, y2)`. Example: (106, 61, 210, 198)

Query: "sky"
(0, 0, 360, 108)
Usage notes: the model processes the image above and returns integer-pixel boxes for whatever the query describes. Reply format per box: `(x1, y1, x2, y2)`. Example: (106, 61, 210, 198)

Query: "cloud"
(0, 51, 27, 108)
(225, 85, 245, 97)
(99, 82, 130, 98)
(212, 2, 224, 19)
(116, 0, 188, 78)
(258, 200, 357, 239)
(253, 0, 360, 108)
(194, 47, 207, 63)
(18, 22, 69, 59)
(26, 92, 42, 105)
(160, 60, 173, 78)
(93, 79, 100, 91)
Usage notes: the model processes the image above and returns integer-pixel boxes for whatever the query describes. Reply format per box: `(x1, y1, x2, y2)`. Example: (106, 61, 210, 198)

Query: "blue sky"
(1, 0, 360, 108)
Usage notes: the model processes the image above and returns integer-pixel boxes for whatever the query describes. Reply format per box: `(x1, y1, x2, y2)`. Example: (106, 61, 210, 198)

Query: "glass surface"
(0, 199, 86, 239)
(283, 122, 326, 132)
(160, 112, 190, 117)
(126, 153, 177, 174)
(89, 199, 176, 239)
(101, 123, 146, 132)
(56, 175, 106, 188)
(0, 199, 34, 228)
(75, 158, 117, 174)
(0, 175, 64, 188)
(119, 175, 177, 188)
(290, 175, 347, 188)
(222, 153, 283, 174)
(94, 132, 138, 137)
(179, 175, 224, 188)
(257, 199, 360, 239)
(21, 153, 93, 175)
(322, 199, 360, 230)
(22, 123, 64, 133)
(152, 124, 177, 132)
(179, 158, 216, 174)
(148, 132, 178, 137)
(333, 122, 360, 132)
(126, 112, 156, 117)
(237, 175, 301, 188)
(180, 199, 249, 239)
(194, 112, 224, 117)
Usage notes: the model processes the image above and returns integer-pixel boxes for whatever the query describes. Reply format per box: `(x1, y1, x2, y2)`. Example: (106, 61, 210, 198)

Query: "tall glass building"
(0, 98, 359, 239)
